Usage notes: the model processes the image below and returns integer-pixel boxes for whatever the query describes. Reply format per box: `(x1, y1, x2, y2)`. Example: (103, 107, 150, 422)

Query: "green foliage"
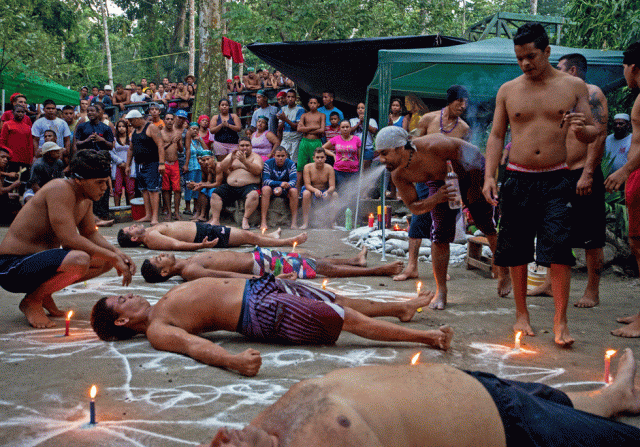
(601, 151, 629, 239)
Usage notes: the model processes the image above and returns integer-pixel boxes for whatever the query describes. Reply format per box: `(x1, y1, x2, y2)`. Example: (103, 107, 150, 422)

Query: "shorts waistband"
(165, 160, 178, 166)
(506, 162, 568, 173)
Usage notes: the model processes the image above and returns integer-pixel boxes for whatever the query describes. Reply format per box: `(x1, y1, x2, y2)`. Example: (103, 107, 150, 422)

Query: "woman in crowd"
(250, 116, 280, 161)
(405, 94, 429, 133)
(209, 98, 241, 161)
(323, 119, 361, 191)
(183, 122, 212, 216)
(349, 102, 378, 170)
(197, 115, 212, 150)
(388, 97, 409, 130)
(110, 119, 135, 206)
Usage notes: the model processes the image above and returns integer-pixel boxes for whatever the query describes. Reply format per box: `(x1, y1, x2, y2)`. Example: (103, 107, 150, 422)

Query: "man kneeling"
(206, 348, 640, 447)
(91, 275, 451, 376)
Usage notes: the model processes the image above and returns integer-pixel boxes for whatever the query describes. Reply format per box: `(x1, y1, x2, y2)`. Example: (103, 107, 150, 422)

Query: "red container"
(130, 198, 145, 220)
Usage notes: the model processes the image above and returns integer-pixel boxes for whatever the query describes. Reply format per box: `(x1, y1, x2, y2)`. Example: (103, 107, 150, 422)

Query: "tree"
(195, 0, 226, 117)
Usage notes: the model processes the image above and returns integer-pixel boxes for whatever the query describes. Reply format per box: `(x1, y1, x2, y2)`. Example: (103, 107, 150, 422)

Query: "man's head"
(276, 91, 287, 107)
(273, 146, 288, 167)
(0, 147, 12, 169)
(446, 85, 469, 117)
(91, 86, 99, 97)
(558, 53, 588, 80)
(136, 85, 143, 95)
(117, 224, 146, 247)
(164, 113, 175, 129)
(87, 105, 100, 123)
(613, 113, 631, 139)
(286, 90, 297, 107)
(163, 77, 169, 86)
(313, 147, 326, 165)
(129, 82, 137, 90)
(116, 83, 124, 94)
(256, 90, 268, 107)
(125, 109, 144, 128)
(104, 85, 112, 96)
(91, 294, 150, 341)
(149, 103, 160, 118)
(97, 88, 105, 99)
(185, 74, 195, 84)
(43, 129, 57, 143)
(238, 137, 253, 155)
(41, 142, 62, 162)
(623, 41, 640, 89)
(11, 93, 27, 108)
(69, 150, 111, 200)
(62, 105, 75, 125)
(80, 99, 89, 112)
(140, 78, 148, 88)
(322, 90, 335, 107)
(81, 86, 88, 97)
(513, 23, 551, 79)
(12, 104, 26, 122)
(374, 126, 412, 171)
(149, 82, 156, 91)
(42, 99, 57, 120)
(140, 253, 177, 283)
(157, 83, 165, 93)
(329, 112, 340, 127)
(175, 109, 189, 125)
(308, 97, 320, 111)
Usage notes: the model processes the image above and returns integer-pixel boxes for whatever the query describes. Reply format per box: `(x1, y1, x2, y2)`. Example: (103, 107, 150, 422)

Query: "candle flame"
(322, 279, 328, 289)
(90, 385, 97, 399)
(66, 310, 73, 321)
(261, 228, 266, 235)
(369, 213, 374, 217)
(292, 242, 297, 252)
(411, 352, 420, 365)
(605, 349, 617, 359)
(416, 281, 422, 294)
(515, 331, 522, 344)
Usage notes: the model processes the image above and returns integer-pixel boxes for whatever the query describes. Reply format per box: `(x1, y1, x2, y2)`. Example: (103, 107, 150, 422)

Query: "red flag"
(221, 37, 244, 64)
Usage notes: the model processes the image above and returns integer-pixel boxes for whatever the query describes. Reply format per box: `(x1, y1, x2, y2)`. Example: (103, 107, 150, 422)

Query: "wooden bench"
(466, 236, 493, 273)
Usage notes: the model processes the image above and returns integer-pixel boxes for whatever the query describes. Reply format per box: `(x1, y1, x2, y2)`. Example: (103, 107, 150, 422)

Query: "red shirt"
(1, 110, 32, 126)
(0, 118, 34, 164)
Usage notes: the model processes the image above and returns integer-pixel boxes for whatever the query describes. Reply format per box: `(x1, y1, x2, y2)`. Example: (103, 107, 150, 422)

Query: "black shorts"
(467, 370, 640, 447)
(568, 167, 606, 249)
(0, 249, 70, 294)
(495, 170, 574, 267)
(194, 222, 231, 248)
(214, 183, 260, 207)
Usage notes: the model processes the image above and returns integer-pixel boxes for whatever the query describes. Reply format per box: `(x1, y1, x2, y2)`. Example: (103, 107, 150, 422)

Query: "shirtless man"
(528, 53, 609, 308)
(90, 275, 451, 375)
(141, 246, 404, 282)
(210, 137, 263, 230)
(605, 42, 640, 338)
(117, 221, 307, 251)
(205, 349, 640, 446)
(160, 113, 184, 220)
(0, 150, 135, 328)
(301, 148, 338, 229)
(375, 127, 497, 310)
(295, 97, 325, 190)
(112, 84, 131, 111)
(482, 23, 598, 347)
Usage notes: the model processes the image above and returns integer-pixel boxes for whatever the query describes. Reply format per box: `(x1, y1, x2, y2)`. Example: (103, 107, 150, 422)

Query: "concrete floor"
(1, 223, 639, 446)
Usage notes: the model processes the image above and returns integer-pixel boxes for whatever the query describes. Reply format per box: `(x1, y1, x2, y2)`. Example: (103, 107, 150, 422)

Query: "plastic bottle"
(446, 161, 462, 209)
(345, 208, 353, 230)
(274, 258, 283, 276)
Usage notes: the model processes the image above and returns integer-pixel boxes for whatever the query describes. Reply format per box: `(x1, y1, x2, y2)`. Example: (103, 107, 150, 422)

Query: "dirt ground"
(1, 223, 639, 446)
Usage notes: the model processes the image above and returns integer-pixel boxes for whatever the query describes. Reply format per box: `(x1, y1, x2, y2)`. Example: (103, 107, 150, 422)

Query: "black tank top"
(214, 114, 239, 144)
(131, 122, 159, 164)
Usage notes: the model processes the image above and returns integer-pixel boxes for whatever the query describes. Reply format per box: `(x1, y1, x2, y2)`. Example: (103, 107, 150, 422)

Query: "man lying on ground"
(117, 221, 307, 251)
(205, 348, 640, 447)
(91, 275, 451, 376)
(140, 246, 404, 282)
(0, 150, 135, 328)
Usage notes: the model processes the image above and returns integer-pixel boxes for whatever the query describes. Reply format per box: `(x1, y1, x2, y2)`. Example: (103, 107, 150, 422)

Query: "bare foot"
(95, 219, 114, 227)
(497, 268, 512, 298)
(135, 216, 152, 223)
(399, 291, 434, 322)
(514, 315, 534, 336)
(382, 261, 405, 276)
(292, 232, 308, 245)
(617, 314, 640, 324)
(190, 215, 200, 221)
(612, 318, 640, 338)
(428, 290, 447, 310)
(42, 295, 65, 317)
(608, 348, 640, 414)
(356, 246, 368, 267)
(393, 266, 418, 281)
(19, 296, 56, 328)
(150, 220, 159, 226)
(268, 228, 282, 239)
(290, 222, 298, 229)
(554, 322, 575, 347)
(299, 223, 308, 230)
(526, 282, 552, 296)
(574, 290, 599, 308)
(173, 213, 182, 221)
(242, 217, 251, 230)
(260, 223, 268, 231)
(430, 325, 453, 351)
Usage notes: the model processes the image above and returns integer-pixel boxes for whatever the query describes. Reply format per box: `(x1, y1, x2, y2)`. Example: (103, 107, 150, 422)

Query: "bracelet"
(159, 162, 165, 165)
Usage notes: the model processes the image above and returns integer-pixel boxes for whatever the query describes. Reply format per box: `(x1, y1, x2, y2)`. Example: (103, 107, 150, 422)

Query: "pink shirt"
(329, 135, 361, 173)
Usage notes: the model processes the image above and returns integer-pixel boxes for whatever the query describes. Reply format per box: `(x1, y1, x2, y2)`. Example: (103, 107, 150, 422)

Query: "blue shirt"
(318, 106, 344, 126)
(262, 158, 297, 188)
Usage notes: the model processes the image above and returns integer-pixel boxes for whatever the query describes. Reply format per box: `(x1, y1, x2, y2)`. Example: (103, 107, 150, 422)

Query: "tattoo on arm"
(589, 92, 605, 124)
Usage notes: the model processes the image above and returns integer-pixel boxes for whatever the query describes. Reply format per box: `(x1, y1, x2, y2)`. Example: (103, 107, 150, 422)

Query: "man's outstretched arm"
(146, 323, 262, 376)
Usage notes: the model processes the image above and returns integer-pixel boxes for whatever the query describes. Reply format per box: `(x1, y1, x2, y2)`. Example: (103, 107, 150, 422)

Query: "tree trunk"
(189, 0, 196, 76)
(100, 0, 113, 86)
(174, 0, 188, 49)
(530, 0, 538, 15)
(194, 0, 226, 117)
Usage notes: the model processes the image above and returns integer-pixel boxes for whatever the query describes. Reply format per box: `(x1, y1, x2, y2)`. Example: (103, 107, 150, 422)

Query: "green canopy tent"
(1, 69, 79, 109)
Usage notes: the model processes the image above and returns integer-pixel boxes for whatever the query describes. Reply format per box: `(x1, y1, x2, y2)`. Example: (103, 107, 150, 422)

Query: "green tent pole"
(378, 60, 392, 261)
(354, 88, 371, 229)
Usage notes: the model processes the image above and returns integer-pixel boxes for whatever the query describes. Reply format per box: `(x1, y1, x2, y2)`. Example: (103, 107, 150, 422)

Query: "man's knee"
(262, 185, 272, 196)
(288, 188, 299, 198)
(62, 251, 92, 269)
(245, 190, 259, 201)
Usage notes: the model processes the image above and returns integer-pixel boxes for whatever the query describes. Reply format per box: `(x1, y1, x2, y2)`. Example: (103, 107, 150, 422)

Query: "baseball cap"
(10, 92, 23, 103)
(125, 110, 143, 119)
(41, 142, 63, 154)
(175, 110, 189, 119)
(256, 89, 266, 97)
(276, 91, 287, 98)
(104, 85, 112, 91)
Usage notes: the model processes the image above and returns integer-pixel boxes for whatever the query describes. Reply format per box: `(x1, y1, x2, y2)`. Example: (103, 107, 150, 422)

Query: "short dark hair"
(314, 148, 326, 156)
(91, 297, 138, 341)
(44, 129, 57, 138)
(329, 111, 340, 118)
(559, 53, 588, 79)
(141, 259, 169, 283)
(43, 99, 56, 108)
(446, 85, 469, 104)
(513, 23, 549, 51)
(117, 228, 141, 247)
(93, 102, 105, 112)
(623, 41, 640, 66)
(239, 136, 252, 144)
(70, 150, 110, 179)
(322, 89, 335, 98)
(308, 96, 320, 103)
(116, 83, 123, 89)
(62, 105, 74, 112)
(13, 94, 26, 103)
(273, 146, 287, 154)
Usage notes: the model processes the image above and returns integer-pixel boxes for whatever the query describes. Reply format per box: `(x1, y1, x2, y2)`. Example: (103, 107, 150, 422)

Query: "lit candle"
(416, 282, 422, 313)
(394, 224, 400, 231)
(261, 228, 266, 235)
(514, 331, 522, 350)
(65, 310, 73, 336)
(89, 385, 97, 424)
(322, 279, 328, 290)
(368, 213, 374, 227)
(411, 352, 420, 365)
(292, 241, 297, 253)
(604, 349, 617, 384)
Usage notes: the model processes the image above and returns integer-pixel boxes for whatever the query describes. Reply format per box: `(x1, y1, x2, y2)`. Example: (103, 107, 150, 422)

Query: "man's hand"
(158, 163, 166, 174)
(277, 272, 298, 280)
(273, 187, 283, 196)
(4, 172, 18, 179)
(125, 166, 131, 177)
(232, 348, 262, 377)
(605, 168, 629, 192)
(576, 171, 593, 196)
(432, 184, 457, 204)
(200, 236, 219, 248)
(314, 189, 323, 198)
(113, 254, 134, 286)
(281, 181, 290, 189)
(482, 178, 499, 206)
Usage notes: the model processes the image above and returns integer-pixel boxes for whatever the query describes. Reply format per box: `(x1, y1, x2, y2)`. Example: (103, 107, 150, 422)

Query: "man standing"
(125, 110, 165, 225)
(295, 97, 325, 189)
(159, 113, 183, 220)
(318, 90, 344, 127)
(0, 93, 32, 129)
(209, 137, 263, 230)
(261, 146, 298, 230)
(31, 99, 71, 154)
(250, 90, 279, 134)
(528, 53, 609, 308)
(277, 90, 305, 161)
(74, 104, 115, 226)
(0, 104, 34, 183)
(482, 23, 598, 347)
(605, 114, 632, 172)
(0, 150, 134, 328)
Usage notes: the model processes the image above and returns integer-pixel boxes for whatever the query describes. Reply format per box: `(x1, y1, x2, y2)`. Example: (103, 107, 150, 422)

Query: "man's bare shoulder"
(420, 110, 439, 122)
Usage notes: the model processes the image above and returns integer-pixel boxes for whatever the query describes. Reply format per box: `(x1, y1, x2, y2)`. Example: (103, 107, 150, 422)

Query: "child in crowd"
(110, 119, 135, 206)
(325, 111, 341, 141)
(183, 123, 212, 215)
(188, 155, 222, 222)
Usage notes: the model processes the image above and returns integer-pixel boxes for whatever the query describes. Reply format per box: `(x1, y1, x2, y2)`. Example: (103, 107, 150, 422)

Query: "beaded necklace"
(440, 108, 459, 134)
